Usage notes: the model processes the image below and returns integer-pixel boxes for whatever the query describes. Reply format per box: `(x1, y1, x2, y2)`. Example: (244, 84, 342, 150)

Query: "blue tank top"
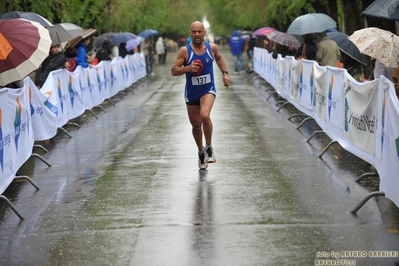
(184, 42, 216, 102)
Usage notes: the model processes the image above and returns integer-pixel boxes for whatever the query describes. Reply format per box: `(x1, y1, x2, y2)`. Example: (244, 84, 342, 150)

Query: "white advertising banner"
(375, 76, 399, 208)
(0, 89, 15, 194)
(342, 73, 379, 162)
(7, 87, 34, 171)
(65, 71, 85, 120)
(26, 78, 57, 141)
(313, 63, 327, 127)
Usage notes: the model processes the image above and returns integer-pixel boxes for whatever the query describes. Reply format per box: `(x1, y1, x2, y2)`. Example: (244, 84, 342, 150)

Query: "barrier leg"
(87, 109, 99, 119)
(66, 122, 81, 128)
(318, 140, 339, 158)
(266, 91, 277, 100)
(106, 98, 116, 107)
(306, 130, 325, 142)
(277, 101, 291, 112)
(95, 105, 106, 113)
(0, 195, 24, 220)
(31, 153, 52, 167)
(258, 81, 268, 89)
(33, 144, 49, 153)
(350, 191, 385, 214)
(288, 114, 308, 121)
(57, 127, 72, 138)
(14, 175, 40, 190)
(296, 117, 315, 129)
(355, 172, 379, 183)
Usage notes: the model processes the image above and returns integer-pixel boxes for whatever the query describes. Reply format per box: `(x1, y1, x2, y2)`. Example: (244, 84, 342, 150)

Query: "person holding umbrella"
(37, 43, 69, 87)
(76, 37, 92, 68)
(314, 32, 341, 67)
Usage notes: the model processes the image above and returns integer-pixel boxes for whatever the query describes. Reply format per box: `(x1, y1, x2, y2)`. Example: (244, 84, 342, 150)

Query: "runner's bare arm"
(211, 44, 230, 89)
(171, 47, 201, 76)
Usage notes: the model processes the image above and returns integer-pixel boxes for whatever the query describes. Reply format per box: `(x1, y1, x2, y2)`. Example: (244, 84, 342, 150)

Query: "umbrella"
(327, 32, 367, 65)
(125, 38, 141, 51)
(65, 28, 97, 48)
(138, 29, 158, 38)
(362, 0, 399, 21)
(0, 18, 52, 86)
(253, 27, 276, 37)
(348, 27, 399, 68)
(287, 13, 337, 35)
(111, 32, 137, 45)
(0, 11, 53, 27)
(48, 23, 84, 46)
(266, 31, 301, 48)
(94, 32, 116, 49)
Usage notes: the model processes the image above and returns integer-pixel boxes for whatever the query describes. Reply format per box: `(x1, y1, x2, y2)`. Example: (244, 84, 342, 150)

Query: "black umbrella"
(362, 0, 399, 21)
(94, 32, 116, 49)
(327, 32, 367, 65)
(0, 11, 53, 27)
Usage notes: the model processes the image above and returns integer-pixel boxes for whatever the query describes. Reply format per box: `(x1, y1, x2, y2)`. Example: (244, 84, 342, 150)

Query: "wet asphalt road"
(1, 47, 399, 266)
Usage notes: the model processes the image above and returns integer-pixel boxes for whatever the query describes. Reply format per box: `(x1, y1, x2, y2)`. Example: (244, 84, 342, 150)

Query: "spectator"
(272, 42, 296, 59)
(91, 48, 109, 65)
(64, 47, 78, 72)
(119, 43, 129, 58)
(1, 80, 24, 89)
(248, 35, 257, 61)
(75, 37, 92, 68)
(141, 37, 151, 75)
(155, 37, 165, 65)
(314, 32, 341, 67)
(263, 37, 273, 53)
(295, 33, 316, 60)
(229, 30, 245, 74)
(37, 44, 68, 86)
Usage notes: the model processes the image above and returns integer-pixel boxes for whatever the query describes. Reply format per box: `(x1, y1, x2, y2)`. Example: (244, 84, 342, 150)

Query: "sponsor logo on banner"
(396, 137, 399, 159)
(96, 68, 102, 92)
(57, 78, 65, 114)
(44, 91, 58, 115)
(110, 65, 115, 88)
(311, 67, 315, 106)
(68, 75, 75, 107)
(299, 64, 305, 99)
(381, 91, 386, 154)
(328, 75, 336, 120)
(14, 97, 22, 152)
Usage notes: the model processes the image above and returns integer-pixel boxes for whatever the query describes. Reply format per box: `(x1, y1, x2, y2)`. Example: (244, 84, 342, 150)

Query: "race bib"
(191, 74, 211, 86)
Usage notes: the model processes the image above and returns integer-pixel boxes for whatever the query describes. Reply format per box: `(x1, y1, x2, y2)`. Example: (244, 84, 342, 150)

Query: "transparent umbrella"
(287, 13, 337, 35)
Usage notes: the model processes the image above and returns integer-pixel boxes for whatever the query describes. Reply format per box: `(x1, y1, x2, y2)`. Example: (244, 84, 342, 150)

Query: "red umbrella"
(253, 27, 276, 37)
(0, 18, 52, 86)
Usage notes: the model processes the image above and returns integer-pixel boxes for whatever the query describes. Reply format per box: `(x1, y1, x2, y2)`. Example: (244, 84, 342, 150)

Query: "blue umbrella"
(362, 0, 399, 21)
(0, 11, 53, 27)
(110, 32, 137, 45)
(138, 29, 158, 38)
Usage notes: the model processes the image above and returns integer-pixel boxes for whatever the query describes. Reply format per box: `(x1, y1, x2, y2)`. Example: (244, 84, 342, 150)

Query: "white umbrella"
(348, 27, 399, 68)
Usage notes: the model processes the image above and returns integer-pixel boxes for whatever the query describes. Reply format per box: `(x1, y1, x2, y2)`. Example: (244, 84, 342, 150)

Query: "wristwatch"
(222, 70, 229, 74)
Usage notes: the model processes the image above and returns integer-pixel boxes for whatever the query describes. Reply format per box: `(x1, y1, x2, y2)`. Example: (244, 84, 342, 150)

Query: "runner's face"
(190, 25, 205, 44)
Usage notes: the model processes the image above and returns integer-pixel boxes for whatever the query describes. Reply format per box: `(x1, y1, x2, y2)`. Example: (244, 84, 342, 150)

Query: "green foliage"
(0, 0, 386, 40)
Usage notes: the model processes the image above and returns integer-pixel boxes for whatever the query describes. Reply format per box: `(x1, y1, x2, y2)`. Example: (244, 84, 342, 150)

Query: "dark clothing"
(37, 52, 66, 86)
(248, 38, 256, 51)
(295, 42, 316, 60)
(119, 43, 128, 58)
(272, 44, 296, 59)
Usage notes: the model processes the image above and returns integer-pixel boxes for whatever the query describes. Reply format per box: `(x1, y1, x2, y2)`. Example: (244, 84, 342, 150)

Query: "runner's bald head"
(190, 21, 204, 31)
